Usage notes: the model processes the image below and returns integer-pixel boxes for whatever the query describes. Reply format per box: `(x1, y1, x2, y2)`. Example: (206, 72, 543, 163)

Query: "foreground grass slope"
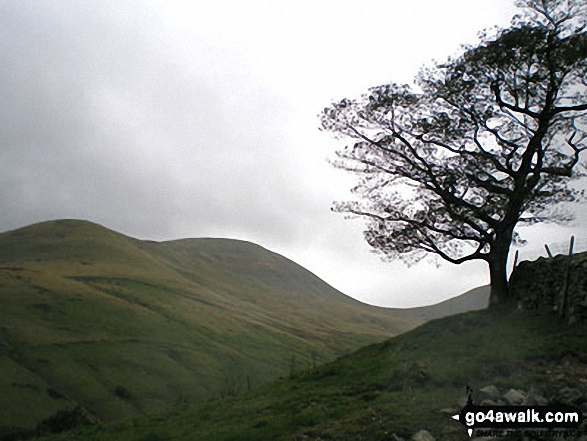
(41, 306, 587, 441)
(0, 219, 418, 432)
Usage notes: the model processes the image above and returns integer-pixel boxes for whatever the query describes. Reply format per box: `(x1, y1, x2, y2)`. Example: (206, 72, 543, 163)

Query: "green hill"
(0, 219, 422, 433)
(37, 305, 587, 441)
(392, 285, 490, 323)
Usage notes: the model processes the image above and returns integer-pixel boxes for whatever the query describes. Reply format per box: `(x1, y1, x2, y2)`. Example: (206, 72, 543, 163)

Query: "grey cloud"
(3, 0, 579, 308)
(0, 0, 313, 247)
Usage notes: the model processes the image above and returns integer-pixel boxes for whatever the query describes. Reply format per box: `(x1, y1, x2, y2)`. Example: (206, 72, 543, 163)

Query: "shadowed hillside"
(37, 305, 587, 441)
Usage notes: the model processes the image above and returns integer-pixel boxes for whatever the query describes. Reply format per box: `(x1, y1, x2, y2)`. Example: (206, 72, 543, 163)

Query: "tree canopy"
(320, 0, 587, 304)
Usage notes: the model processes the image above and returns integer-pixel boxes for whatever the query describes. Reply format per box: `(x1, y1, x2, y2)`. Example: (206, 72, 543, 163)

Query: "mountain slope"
(0, 219, 420, 432)
(40, 306, 587, 441)
(391, 285, 490, 322)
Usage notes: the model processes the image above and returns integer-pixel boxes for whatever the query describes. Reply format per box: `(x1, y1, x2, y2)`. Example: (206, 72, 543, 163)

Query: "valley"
(0, 219, 428, 433)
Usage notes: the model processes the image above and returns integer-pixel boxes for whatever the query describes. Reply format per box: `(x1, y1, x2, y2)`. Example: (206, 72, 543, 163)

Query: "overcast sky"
(1, 0, 586, 307)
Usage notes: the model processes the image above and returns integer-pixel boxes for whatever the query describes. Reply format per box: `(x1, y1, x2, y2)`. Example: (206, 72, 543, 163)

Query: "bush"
(113, 385, 132, 400)
(35, 406, 93, 436)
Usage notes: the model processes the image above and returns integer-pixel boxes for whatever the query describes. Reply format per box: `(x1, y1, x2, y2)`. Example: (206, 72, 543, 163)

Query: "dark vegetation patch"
(0, 407, 93, 441)
(10, 383, 39, 391)
(30, 303, 51, 312)
(35, 407, 93, 437)
(46, 388, 65, 400)
(113, 385, 132, 401)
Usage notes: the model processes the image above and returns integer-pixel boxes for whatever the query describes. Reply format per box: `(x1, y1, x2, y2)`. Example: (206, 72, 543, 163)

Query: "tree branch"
(344, 206, 488, 259)
(492, 82, 540, 118)
(551, 103, 587, 114)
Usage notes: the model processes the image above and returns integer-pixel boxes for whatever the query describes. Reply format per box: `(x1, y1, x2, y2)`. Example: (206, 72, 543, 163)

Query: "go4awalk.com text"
(452, 404, 582, 437)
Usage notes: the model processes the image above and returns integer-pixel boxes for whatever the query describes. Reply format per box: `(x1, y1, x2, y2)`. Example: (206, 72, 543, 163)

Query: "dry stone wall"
(509, 251, 587, 323)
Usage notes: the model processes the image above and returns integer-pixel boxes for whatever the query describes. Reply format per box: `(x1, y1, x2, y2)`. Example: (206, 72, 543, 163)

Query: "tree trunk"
(488, 235, 512, 307)
(488, 255, 509, 307)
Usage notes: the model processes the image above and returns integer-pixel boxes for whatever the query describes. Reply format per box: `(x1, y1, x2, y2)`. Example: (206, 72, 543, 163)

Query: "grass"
(34, 305, 587, 441)
(0, 219, 421, 434)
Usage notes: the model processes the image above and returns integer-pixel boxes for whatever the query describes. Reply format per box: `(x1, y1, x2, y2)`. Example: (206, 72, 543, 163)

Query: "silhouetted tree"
(321, 0, 586, 305)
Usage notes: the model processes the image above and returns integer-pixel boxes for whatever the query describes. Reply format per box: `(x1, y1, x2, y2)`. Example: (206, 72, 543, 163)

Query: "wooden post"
(569, 236, 575, 256)
(544, 244, 553, 259)
(561, 236, 575, 322)
(508, 249, 520, 298)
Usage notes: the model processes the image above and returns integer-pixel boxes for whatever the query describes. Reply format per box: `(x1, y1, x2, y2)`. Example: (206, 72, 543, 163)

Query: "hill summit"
(1, 219, 424, 431)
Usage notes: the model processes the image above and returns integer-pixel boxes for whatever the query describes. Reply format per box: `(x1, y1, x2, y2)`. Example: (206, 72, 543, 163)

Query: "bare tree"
(320, 0, 587, 305)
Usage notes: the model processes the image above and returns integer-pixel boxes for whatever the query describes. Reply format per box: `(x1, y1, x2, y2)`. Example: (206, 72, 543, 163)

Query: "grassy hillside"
(39, 305, 587, 441)
(392, 285, 490, 323)
(0, 219, 421, 434)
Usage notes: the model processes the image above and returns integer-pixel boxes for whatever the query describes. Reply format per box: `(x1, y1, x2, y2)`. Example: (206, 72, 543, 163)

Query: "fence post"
(544, 244, 553, 259)
(508, 250, 520, 298)
(569, 236, 575, 257)
(560, 236, 575, 322)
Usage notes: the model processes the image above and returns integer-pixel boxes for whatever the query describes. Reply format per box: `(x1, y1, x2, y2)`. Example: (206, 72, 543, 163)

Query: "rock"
(480, 398, 505, 406)
(478, 385, 501, 402)
(439, 408, 457, 414)
(412, 429, 435, 441)
(523, 391, 548, 406)
(509, 253, 587, 323)
(503, 388, 526, 405)
(557, 387, 583, 405)
(391, 434, 405, 441)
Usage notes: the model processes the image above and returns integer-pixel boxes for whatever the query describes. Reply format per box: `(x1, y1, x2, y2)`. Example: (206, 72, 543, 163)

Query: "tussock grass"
(38, 306, 587, 440)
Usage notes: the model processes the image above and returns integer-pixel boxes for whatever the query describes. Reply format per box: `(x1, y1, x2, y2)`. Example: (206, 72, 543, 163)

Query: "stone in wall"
(509, 251, 587, 323)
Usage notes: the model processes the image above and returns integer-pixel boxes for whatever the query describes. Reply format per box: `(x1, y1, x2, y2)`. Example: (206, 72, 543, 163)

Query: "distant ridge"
(391, 285, 490, 322)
